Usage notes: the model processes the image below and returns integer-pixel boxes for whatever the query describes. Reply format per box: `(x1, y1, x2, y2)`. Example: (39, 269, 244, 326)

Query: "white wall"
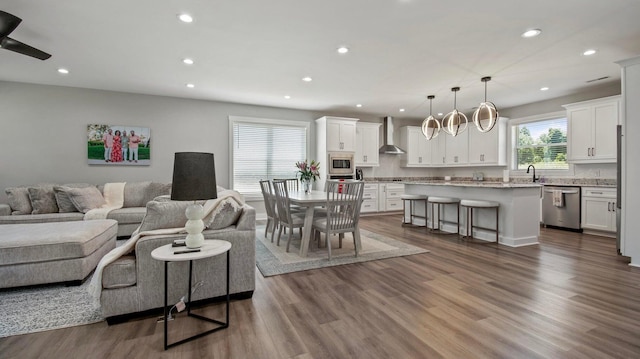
(0, 81, 318, 203)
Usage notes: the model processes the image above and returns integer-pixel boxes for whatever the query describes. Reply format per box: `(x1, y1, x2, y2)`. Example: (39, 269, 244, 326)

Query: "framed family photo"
(87, 124, 151, 165)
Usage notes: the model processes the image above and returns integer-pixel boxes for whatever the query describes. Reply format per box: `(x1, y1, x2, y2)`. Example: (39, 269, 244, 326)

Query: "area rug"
(256, 226, 429, 277)
(0, 239, 131, 338)
(0, 274, 103, 338)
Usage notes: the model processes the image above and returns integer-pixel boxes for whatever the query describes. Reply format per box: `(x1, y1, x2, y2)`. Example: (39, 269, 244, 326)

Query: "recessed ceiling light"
(186, 83, 195, 88)
(356, 104, 362, 108)
(302, 76, 312, 82)
(284, 95, 291, 99)
(583, 49, 597, 56)
(522, 29, 541, 38)
(540, 87, 549, 91)
(178, 14, 193, 23)
(337, 46, 349, 54)
(183, 58, 194, 65)
(57, 68, 69, 74)
(399, 108, 405, 112)
(437, 112, 443, 116)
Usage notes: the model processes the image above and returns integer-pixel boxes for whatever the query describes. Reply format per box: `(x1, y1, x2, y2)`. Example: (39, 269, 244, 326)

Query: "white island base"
(403, 182, 542, 247)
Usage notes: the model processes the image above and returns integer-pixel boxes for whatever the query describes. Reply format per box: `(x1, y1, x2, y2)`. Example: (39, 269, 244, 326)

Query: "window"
(230, 116, 309, 195)
(513, 115, 568, 170)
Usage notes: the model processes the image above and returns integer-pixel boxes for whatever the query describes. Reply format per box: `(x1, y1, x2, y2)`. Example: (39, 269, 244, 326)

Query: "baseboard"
(105, 290, 254, 325)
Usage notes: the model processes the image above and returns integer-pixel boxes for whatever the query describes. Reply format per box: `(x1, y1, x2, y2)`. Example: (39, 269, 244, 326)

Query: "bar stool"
(460, 199, 500, 243)
(401, 194, 428, 226)
(427, 196, 460, 234)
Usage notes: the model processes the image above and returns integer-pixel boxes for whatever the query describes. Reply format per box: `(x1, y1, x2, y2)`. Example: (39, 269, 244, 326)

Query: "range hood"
(379, 116, 406, 154)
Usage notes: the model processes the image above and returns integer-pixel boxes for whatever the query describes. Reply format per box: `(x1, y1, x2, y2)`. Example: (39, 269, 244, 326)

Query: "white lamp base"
(184, 203, 205, 248)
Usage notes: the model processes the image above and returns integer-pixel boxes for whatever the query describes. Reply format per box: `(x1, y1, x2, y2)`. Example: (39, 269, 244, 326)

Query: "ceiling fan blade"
(1, 37, 51, 60)
(0, 10, 21, 38)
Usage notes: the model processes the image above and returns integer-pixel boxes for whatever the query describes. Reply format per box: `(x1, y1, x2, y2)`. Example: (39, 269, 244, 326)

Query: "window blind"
(232, 119, 307, 194)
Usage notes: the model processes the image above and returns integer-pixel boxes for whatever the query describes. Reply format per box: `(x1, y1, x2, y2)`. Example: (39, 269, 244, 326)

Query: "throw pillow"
(64, 186, 106, 213)
(206, 197, 243, 229)
(28, 186, 59, 214)
(53, 183, 93, 213)
(5, 187, 32, 215)
(138, 199, 204, 233)
(142, 182, 172, 204)
(123, 181, 152, 207)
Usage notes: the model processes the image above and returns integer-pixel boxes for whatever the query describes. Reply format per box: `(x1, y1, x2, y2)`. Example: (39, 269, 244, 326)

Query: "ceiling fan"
(0, 10, 51, 60)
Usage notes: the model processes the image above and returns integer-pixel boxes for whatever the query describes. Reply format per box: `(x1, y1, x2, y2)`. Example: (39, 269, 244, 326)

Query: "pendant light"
(472, 76, 499, 132)
(421, 95, 441, 140)
(442, 87, 468, 137)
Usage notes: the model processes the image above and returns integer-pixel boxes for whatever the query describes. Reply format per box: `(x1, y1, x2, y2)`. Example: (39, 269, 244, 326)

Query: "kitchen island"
(403, 181, 542, 247)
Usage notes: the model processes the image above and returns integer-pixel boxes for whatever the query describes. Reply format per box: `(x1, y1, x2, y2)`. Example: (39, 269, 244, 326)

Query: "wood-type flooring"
(1, 214, 639, 358)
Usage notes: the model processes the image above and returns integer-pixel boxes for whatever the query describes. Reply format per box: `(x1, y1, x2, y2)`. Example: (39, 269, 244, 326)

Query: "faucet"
(526, 165, 539, 182)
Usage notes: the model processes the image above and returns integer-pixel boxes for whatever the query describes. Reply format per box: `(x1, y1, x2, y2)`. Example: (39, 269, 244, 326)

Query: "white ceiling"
(2, 0, 640, 119)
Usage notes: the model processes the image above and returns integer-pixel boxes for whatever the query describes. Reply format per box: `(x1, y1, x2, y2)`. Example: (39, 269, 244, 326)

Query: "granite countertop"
(402, 181, 542, 189)
(541, 183, 615, 188)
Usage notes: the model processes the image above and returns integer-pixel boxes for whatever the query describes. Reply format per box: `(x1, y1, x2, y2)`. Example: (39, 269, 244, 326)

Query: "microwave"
(328, 152, 355, 175)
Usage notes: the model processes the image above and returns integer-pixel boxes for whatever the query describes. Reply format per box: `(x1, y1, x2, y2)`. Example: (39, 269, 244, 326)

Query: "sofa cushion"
(142, 182, 172, 204)
(5, 187, 32, 215)
(137, 200, 203, 233)
(28, 186, 59, 214)
(123, 181, 152, 208)
(62, 186, 106, 213)
(102, 255, 137, 289)
(107, 207, 146, 225)
(0, 220, 118, 265)
(54, 183, 93, 213)
(0, 212, 84, 225)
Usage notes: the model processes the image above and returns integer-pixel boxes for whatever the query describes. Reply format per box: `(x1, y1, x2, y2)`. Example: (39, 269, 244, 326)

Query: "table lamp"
(171, 152, 218, 248)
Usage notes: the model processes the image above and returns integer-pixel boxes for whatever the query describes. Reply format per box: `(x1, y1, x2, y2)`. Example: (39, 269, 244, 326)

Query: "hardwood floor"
(2, 214, 640, 358)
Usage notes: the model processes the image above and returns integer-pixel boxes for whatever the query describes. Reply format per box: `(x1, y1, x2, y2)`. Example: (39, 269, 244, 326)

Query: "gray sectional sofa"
(1, 182, 257, 322)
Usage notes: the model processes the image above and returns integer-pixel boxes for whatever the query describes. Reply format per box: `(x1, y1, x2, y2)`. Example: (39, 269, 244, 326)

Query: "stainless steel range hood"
(379, 116, 406, 154)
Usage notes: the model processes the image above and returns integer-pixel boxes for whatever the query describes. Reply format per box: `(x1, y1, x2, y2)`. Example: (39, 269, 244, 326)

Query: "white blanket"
(84, 182, 126, 220)
(87, 191, 244, 307)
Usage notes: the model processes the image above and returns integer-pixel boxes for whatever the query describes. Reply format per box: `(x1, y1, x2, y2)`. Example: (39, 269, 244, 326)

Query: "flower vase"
(302, 179, 311, 193)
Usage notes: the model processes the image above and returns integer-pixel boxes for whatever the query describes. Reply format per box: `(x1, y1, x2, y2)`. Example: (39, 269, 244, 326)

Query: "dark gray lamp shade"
(171, 152, 218, 201)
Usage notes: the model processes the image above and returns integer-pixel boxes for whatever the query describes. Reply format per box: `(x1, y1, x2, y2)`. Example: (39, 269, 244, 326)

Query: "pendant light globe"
(472, 77, 499, 132)
(442, 87, 468, 137)
(421, 95, 441, 140)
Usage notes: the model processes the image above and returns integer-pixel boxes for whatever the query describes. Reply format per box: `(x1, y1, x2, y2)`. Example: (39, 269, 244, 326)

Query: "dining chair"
(312, 180, 365, 260)
(273, 178, 299, 192)
(259, 180, 279, 242)
(272, 180, 305, 252)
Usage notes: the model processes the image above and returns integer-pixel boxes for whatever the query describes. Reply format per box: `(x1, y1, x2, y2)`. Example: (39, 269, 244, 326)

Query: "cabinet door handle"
(612, 202, 616, 212)
(587, 148, 591, 156)
(592, 147, 595, 157)
(608, 202, 611, 211)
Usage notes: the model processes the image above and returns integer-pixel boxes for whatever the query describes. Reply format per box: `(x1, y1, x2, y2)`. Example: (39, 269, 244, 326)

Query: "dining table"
(287, 190, 328, 257)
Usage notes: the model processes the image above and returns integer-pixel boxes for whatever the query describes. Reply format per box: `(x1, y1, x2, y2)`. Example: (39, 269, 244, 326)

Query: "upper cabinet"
(399, 126, 432, 167)
(317, 116, 358, 152)
(355, 122, 381, 167)
(467, 117, 508, 166)
(564, 96, 620, 163)
(444, 129, 469, 166)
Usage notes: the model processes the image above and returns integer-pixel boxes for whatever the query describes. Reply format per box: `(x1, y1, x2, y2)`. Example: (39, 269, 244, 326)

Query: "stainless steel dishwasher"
(542, 186, 582, 231)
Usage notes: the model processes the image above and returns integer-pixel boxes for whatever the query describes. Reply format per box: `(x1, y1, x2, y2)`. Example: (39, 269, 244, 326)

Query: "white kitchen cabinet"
(355, 122, 381, 167)
(361, 183, 379, 213)
(564, 96, 620, 163)
(399, 126, 431, 167)
(444, 129, 468, 165)
(467, 117, 508, 165)
(581, 187, 616, 234)
(318, 116, 357, 152)
(378, 183, 404, 211)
